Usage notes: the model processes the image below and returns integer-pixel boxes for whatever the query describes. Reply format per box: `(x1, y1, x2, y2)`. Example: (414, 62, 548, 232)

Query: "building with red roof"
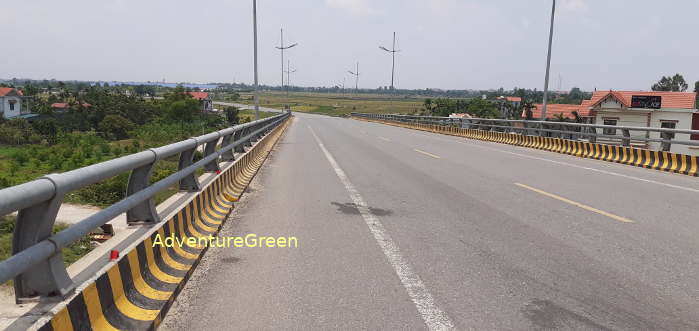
(496, 96, 522, 118)
(586, 90, 698, 154)
(0, 88, 30, 119)
(522, 90, 699, 155)
(187, 91, 213, 112)
(51, 102, 92, 112)
(526, 103, 594, 121)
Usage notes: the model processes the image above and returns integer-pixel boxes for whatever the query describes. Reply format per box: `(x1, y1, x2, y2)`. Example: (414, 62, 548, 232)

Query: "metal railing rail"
(0, 112, 290, 301)
(352, 113, 699, 150)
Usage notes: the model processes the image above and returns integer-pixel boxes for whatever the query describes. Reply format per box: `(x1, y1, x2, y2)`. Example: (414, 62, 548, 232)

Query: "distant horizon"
(4, 76, 693, 95)
(4, 1, 699, 92)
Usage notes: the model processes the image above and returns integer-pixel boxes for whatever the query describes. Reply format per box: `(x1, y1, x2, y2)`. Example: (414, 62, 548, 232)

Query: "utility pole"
(285, 59, 296, 96)
(275, 29, 298, 99)
(379, 32, 400, 91)
(541, 0, 556, 121)
(252, 0, 260, 120)
(348, 62, 359, 94)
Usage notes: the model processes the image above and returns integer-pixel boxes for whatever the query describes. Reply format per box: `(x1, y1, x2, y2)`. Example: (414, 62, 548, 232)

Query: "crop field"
(236, 91, 425, 116)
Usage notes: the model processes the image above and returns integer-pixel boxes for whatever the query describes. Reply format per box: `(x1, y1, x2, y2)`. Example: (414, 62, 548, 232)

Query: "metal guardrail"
(0, 112, 290, 302)
(352, 113, 699, 151)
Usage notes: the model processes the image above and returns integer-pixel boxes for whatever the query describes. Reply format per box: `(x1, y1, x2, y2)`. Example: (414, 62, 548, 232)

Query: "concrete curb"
(354, 117, 698, 177)
(31, 117, 292, 331)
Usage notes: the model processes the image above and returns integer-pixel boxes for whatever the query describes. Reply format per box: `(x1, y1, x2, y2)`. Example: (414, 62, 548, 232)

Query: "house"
(521, 90, 699, 155)
(0, 88, 32, 119)
(51, 102, 92, 112)
(187, 92, 213, 112)
(525, 103, 595, 123)
(496, 96, 522, 118)
(585, 90, 698, 155)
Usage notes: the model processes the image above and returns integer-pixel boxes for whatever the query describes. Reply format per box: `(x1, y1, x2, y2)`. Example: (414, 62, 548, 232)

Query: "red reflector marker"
(110, 250, 119, 260)
(216, 170, 221, 175)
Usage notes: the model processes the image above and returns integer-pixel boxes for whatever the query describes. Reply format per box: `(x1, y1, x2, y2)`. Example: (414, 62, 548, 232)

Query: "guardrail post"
(539, 122, 547, 137)
(588, 127, 597, 143)
(203, 133, 222, 172)
(178, 139, 201, 192)
(233, 128, 246, 153)
(220, 131, 236, 161)
(661, 132, 672, 151)
(621, 129, 631, 147)
(126, 150, 159, 224)
(13, 175, 74, 302)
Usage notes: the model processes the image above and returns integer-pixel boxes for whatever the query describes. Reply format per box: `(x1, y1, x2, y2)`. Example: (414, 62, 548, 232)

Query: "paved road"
(214, 101, 283, 113)
(163, 112, 699, 330)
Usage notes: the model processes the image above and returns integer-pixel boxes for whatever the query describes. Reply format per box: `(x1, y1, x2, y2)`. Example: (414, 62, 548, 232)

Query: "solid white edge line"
(308, 125, 456, 331)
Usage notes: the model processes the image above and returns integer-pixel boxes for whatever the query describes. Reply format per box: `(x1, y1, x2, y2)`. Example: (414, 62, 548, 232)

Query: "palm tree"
(522, 100, 535, 120)
(423, 98, 434, 115)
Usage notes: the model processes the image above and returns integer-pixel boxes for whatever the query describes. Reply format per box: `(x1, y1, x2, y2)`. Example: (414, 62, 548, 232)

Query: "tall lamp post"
(252, 0, 260, 120)
(348, 62, 360, 94)
(541, 0, 556, 122)
(379, 32, 400, 91)
(275, 28, 298, 101)
(285, 59, 296, 96)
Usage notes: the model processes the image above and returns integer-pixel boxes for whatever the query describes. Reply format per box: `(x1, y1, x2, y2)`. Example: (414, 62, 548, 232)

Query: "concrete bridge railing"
(0, 112, 290, 303)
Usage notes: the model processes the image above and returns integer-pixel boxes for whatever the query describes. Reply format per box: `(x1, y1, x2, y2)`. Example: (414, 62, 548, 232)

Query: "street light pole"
(380, 32, 400, 90)
(348, 62, 359, 93)
(541, 0, 556, 122)
(252, 0, 260, 120)
(275, 28, 298, 106)
(285, 59, 296, 96)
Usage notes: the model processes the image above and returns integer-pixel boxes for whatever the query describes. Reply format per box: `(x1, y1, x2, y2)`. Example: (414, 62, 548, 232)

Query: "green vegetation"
(0, 85, 229, 207)
(652, 73, 688, 92)
(231, 91, 424, 117)
(422, 98, 499, 118)
(0, 215, 93, 268)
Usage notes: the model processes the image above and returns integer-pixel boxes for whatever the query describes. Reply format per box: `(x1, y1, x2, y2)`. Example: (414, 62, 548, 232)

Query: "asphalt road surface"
(214, 101, 283, 113)
(162, 112, 699, 330)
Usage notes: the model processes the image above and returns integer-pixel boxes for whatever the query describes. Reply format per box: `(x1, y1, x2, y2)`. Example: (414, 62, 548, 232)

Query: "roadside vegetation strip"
(353, 117, 699, 177)
(32, 116, 292, 331)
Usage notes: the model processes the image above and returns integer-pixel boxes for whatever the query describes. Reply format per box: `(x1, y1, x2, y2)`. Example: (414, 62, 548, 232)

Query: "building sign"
(631, 95, 662, 109)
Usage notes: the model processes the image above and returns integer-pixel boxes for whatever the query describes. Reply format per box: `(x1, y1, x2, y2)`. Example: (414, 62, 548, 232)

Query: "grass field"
(235, 92, 424, 117)
(238, 109, 278, 122)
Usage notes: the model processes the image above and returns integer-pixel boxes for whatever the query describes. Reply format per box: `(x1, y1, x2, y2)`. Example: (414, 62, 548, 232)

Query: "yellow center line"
(514, 183, 634, 223)
(378, 136, 392, 142)
(414, 149, 441, 159)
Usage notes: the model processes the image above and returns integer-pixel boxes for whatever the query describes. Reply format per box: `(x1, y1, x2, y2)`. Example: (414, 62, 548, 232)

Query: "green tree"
(423, 98, 435, 115)
(32, 119, 59, 144)
(522, 100, 535, 120)
(167, 99, 200, 122)
(652, 74, 688, 92)
(98, 115, 134, 140)
(224, 106, 240, 125)
(466, 98, 498, 118)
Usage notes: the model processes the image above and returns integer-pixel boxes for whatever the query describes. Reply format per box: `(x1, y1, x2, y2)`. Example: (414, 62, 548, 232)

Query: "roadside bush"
(66, 173, 129, 207)
(99, 115, 134, 140)
(0, 120, 42, 145)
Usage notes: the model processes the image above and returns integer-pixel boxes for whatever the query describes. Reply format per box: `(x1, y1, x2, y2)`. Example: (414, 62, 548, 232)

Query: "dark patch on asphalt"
(522, 299, 612, 331)
(221, 257, 241, 264)
(331, 202, 393, 217)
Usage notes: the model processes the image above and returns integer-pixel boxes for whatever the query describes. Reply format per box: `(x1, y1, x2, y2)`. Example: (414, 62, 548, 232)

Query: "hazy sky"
(3, 0, 699, 91)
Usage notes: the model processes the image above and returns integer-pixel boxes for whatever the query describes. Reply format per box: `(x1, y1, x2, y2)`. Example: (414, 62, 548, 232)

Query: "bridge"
(1, 111, 699, 330)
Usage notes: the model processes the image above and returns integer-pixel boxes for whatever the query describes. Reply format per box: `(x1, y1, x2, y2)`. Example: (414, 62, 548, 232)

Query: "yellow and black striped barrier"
(353, 117, 698, 177)
(36, 117, 292, 331)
